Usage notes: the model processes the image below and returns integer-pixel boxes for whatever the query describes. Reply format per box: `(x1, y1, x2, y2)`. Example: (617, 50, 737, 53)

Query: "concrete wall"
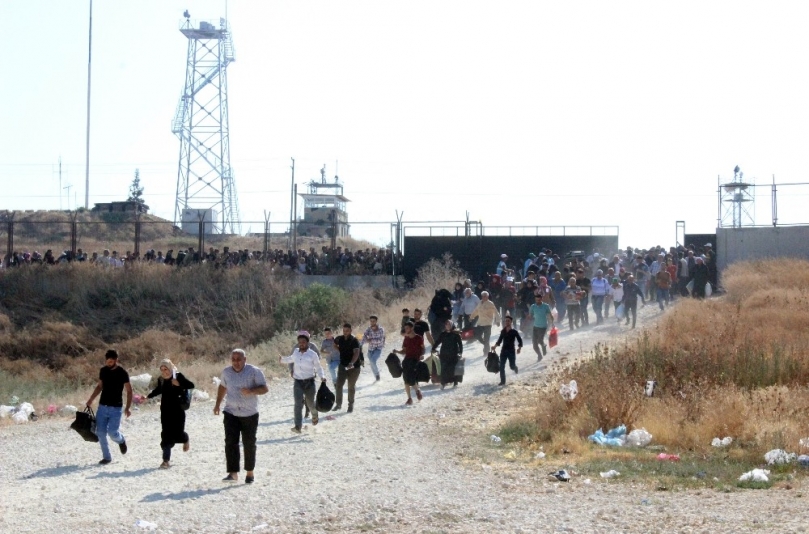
(717, 226, 809, 270)
(295, 275, 402, 289)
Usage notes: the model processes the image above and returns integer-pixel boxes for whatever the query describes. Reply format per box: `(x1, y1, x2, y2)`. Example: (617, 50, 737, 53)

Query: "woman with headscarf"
(147, 359, 195, 469)
(432, 319, 463, 389)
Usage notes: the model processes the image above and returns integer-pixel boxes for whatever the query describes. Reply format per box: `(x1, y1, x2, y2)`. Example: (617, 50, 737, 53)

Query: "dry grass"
(500, 259, 809, 472)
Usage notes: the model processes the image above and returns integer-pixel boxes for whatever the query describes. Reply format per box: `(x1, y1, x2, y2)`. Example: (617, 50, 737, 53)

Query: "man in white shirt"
(214, 349, 268, 484)
(280, 332, 327, 433)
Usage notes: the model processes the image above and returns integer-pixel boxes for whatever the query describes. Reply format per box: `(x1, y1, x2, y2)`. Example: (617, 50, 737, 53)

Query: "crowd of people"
(3, 244, 399, 275)
(82, 240, 718, 480)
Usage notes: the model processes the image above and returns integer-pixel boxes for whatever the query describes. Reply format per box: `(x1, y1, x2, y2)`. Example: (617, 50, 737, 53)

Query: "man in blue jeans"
(86, 349, 132, 465)
(361, 315, 386, 381)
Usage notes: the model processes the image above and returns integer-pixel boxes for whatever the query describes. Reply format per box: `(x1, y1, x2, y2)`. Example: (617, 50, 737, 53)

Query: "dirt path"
(1, 305, 807, 533)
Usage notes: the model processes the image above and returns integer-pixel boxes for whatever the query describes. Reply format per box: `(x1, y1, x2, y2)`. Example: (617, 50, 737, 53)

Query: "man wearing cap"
(496, 254, 508, 276)
(85, 349, 132, 465)
(279, 332, 327, 433)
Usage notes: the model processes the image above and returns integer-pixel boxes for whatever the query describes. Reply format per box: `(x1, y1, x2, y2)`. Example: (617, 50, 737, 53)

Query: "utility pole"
(64, 184, 73, 210)
(289, 157, 295, 249)
(84, 0, 93, 209)
(58, 157, 63, 210)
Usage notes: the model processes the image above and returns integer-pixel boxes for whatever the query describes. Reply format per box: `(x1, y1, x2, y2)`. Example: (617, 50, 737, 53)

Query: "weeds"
(498, 259, 809, 485)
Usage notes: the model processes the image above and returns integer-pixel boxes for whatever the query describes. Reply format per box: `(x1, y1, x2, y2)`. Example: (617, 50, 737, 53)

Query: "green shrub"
(274, 283, 349, 333)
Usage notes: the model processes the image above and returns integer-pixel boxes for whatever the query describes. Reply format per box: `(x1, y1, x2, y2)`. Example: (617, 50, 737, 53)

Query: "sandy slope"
(1, 304, 808, 533)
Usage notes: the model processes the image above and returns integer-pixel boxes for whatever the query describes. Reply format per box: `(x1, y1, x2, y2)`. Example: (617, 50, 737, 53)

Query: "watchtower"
(297, 166, 350, 239)
(719, 165, 754, 228)
(172, 13, 240, 235)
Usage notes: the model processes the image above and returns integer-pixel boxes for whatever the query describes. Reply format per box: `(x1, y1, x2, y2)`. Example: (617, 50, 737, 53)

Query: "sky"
(1, 1, 808, 248)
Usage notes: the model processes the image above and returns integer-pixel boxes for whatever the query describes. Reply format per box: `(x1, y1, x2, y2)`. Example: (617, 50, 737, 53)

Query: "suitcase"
(485, 351, 500, 373)
(385, 352, 403, 378)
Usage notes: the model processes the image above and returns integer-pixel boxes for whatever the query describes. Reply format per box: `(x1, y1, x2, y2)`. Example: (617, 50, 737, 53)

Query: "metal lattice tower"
(172, 15, 240, 234)
(719, 165, 754, 228)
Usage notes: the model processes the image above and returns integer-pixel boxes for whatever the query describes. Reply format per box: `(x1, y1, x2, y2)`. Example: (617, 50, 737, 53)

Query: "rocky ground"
(2, 304, 808, 533)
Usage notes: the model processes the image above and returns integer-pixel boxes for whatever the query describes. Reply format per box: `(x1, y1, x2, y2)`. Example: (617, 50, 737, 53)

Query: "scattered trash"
(549, 469, 570, 482)
(764, 449, 797, 465)
(252, 524, 269, 531)
(192, 390, 210, 401)
(504, 451, 517, 459)
(135, 519, 157, 530)
(625, 428, 653, 447)
(17, 402, 34, 416)
(535, 451, 546, 459)
(132, 394, 147, 405)
(798, 455, 809, 467)
(12, 411, 29, 424)
(47, 404, 57, 415)
(490, 435, 502, 444)
(129, 374, 152, 389)
(711, 436, 733, 448)
(588, 425, 627, 447)
(59, 405, 78, 416)
(325, 415, 336, 421)
(10, 395, 19, 405)
(656, 453, 680, 461)
(583, 478, 591, 484)
(0, 405, 14, 419)
(600, 470, 620, 479)
(640, 498, 651, 506)
(644, 380, 657, 397)
(559, 380, 578, 401)
(212, 377, 222, 388)
(799, 438, 809, 449)
(696, 471, 707, 479)
(739, 469, 770, 483)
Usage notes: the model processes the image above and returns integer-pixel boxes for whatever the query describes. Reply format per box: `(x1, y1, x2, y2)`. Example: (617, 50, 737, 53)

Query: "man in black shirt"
(411, 309, 435, 345)
(492, 316, 523, 386)
(86, 349, 132, 464)
(333, 323, 361, 413)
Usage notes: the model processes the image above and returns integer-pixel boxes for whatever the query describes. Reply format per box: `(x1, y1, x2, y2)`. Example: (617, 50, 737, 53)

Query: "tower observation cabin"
(297, 167, 350, 238)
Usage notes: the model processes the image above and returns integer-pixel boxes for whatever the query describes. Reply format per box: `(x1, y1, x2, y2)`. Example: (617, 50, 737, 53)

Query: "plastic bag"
(616, 304, 625, 320)
(588, 425, 627, 446)
(315, 381, 335, 412)
(685, 280, 694, 294)
(764, 449, 796, 465)
(739, 469, 769, 482)
(550, 307, 558, 321)
(559, 380, 578, 401)
(705, 282, 713, 297)
(625, 428, 653, 447)
(711, 436, 733, 447)
(548, 326, 558, 348)
(129, 373, 152, 389)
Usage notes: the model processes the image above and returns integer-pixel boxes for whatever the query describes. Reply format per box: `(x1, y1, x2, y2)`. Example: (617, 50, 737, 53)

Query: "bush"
(274, 283, 350, 333)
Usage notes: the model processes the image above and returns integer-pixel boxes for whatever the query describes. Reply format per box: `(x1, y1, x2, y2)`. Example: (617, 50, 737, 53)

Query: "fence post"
(133, 211, 141, 257)
(197, 216, 204, 263)
(6, 213, 14, 262)
(70, 211, 78, 258)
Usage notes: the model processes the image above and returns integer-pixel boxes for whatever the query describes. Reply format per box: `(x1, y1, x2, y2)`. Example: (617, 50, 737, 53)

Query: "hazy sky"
(2, 1, 808, 247)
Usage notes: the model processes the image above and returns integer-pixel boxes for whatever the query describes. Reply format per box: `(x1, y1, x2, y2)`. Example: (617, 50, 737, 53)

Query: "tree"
(128, 168, 145, 205)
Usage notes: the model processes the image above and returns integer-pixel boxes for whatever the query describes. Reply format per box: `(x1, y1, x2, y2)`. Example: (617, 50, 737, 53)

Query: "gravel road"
(2, 305, 807, 533)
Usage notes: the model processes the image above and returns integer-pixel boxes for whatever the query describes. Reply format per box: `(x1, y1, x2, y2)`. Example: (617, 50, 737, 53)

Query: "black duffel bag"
(315, 381, 335, 412)
(70, 406, 99, 442)
(416, 360, 431, 383)
(485, 351, 500, 374)
(385, 352, 403, 378)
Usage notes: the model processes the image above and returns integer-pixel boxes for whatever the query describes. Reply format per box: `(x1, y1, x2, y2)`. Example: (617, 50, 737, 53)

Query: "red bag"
(548, 326, 558, 348)
(461, 329, 475, 340)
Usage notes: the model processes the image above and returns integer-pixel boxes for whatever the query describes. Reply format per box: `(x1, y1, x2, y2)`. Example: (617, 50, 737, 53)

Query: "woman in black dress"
(432, 319, 463, 389)
(147, 359, 194, 469)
